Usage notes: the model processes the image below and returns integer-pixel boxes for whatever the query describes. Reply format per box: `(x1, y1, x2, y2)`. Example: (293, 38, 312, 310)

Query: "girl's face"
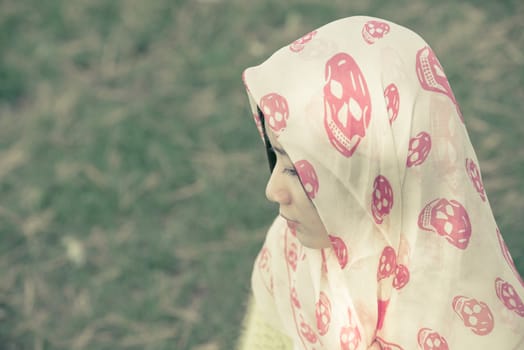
(265, 127, 331, 249)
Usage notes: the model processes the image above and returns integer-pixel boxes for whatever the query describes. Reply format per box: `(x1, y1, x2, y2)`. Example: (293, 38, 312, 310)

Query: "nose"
(265, 170, 292, 205)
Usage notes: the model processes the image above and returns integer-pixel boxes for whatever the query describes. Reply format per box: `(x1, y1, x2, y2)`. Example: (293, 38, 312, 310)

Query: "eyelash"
(267, 146, 297, 176)
(283, 168, 298, 176)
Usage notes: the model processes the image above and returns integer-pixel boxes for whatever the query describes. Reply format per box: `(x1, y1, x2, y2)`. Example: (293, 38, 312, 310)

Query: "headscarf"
(242, 16, 524, 349)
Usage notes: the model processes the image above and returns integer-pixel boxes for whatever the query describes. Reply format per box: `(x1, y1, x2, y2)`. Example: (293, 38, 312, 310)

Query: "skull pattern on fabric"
(465, 158, 486, 201)
(407, 131, 432, 167)
(316, 292, 332, 336)
(496, 228, 524, 287)
(329, 235, 349, 269)
(260, 93, 289, 134)
(418, 198, 471, 249)
(340, 308, 361, 350)
(291, 286, 301, 308)
(242, 16, 524, 350)
(299, 314, 319, 344)
(289, 30, 318, 52)
(384, 83, 400, 124)
(257, 246, 273, 295)
(362, 20, 391, 44)
(417, 328, 449, 350)
(377, 246, 397, 281)
(287, 241, 299, 271)
(495, 278, 524, 317)
(324, 52, 372, 157)
(375, 336, 404, 350)
(294, 160, 319, 199)
(416, 46, 462, 122)
(452, 295, 494, 335)
(392, 264, 410, 290)
(371, 175, 394, 224)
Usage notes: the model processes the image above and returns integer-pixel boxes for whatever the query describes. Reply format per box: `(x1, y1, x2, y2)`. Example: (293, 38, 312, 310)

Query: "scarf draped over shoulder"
(242, 16, 524, 349)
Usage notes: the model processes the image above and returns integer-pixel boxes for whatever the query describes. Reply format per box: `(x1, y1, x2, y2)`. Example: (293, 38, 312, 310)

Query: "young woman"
(238, 16, 524, 349)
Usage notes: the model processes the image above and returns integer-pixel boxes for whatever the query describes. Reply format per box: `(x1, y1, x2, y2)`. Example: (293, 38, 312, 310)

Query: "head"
(243, 15, 470, 266)
(243, 16, 517, 349)
(258, 107, 331, 249)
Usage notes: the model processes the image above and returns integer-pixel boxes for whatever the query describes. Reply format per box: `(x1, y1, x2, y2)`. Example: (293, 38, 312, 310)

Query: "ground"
(0, 0, 522, 349)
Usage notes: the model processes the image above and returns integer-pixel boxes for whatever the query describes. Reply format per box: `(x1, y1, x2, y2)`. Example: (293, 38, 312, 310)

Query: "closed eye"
(283, 168, 298, 176)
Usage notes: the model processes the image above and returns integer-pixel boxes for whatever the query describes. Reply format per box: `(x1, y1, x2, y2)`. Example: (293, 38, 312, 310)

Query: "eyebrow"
(269, 145, 287, 156)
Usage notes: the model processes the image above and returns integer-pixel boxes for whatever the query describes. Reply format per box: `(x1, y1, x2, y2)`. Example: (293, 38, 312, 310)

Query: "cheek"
(292, 182, 314, 208)
(297, 193, 323, 226)
(290, 179, 325, 228)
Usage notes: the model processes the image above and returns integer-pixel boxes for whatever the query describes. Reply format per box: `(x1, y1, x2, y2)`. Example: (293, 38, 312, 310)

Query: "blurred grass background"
(0, 0, 522, 349)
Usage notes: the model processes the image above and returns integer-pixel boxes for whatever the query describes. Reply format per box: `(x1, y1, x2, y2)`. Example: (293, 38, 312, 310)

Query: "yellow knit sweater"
(237, 296, 293, 350)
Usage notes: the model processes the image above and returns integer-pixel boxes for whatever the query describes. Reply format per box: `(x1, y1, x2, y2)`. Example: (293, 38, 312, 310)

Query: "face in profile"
(264, 126, 331, 249)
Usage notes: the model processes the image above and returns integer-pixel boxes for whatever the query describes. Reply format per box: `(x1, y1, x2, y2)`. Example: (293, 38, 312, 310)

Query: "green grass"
(0, 0, 523, 349)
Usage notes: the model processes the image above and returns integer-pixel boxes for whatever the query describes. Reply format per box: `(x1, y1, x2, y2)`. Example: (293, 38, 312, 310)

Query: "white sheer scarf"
(243, 16, 524, 349)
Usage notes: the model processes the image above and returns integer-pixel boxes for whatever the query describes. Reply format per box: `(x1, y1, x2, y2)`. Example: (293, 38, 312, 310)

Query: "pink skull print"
(416, 46, 462, 121)
(289, 30, 318, 52)
(465, 158, 486, 201)
(294, 160, 319, 199)
(495, 278, 524, 317)
(371, 175, 394, 224)
(496, 228, 524, 287)
(329, 235, 349, 269)
(417, 328, 449, 350)
(375, 336, 403, 350)
(259, 93, 289, 134)
(315, 292, 332, 336)
(407, 131, 432, 167)
(362, 20, 390, 44)
(299, 314, 318, 344)
(340, 308, 361, 350)
(377, 246, 397, 281)
(324, 52, 372, 157)
(418, 198, 472, 249)
(384, 83, 400, 124)
(452, 296, 494, 335)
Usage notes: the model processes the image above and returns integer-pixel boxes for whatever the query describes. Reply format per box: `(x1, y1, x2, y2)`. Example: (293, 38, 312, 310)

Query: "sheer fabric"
(242, 16, 524, 349)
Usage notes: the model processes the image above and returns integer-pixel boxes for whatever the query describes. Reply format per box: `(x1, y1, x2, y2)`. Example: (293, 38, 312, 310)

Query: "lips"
(280, 213, 299, 228)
